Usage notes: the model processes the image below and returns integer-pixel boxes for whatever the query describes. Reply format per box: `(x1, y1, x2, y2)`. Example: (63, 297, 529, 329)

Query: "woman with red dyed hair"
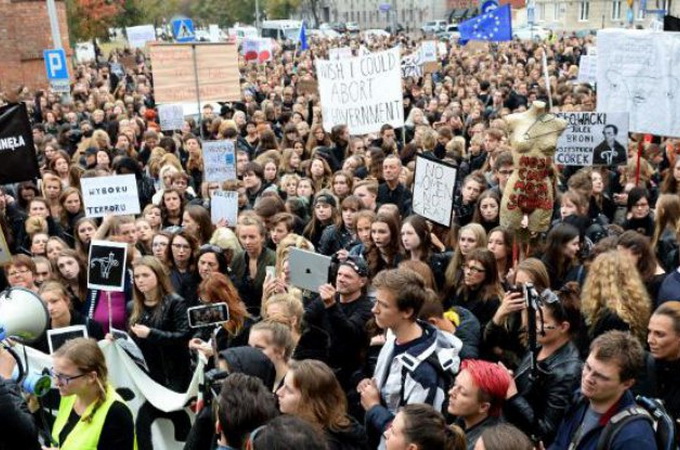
(188, 272, 253, 361)
(447, 359, 511, 449)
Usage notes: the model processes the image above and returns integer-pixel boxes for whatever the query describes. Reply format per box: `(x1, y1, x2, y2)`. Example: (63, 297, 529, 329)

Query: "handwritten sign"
(81, 174, 140, 218)
(210, 191, 238, 226)
(126, 25, 156, 49)
(88, 240, 128, 291)
(420, 41, 438, 62)
(555, 112, 629, 166)
(412, 155, 457, 227)
(158, 104, 185, 131)
(316, 46, 404, 135)
(203, 140, 236, 182)
(149, 43, 241, 103)
(597, 29, 680, 136)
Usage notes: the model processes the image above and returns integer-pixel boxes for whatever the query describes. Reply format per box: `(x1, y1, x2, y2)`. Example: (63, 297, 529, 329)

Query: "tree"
(266, 0, 302, 19)
(66, 0, 125, 40)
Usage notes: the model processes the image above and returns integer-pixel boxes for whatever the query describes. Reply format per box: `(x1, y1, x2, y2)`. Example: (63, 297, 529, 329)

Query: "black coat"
(504, 341, 583, 445)
(131, 293, 191, 392)
(0, 379, 40, 450)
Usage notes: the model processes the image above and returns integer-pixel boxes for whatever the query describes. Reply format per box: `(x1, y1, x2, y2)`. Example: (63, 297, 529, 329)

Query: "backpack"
(596, 396, 678, 450)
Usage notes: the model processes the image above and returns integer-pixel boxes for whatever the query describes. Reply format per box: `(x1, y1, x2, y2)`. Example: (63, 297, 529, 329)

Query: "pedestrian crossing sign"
(172, 18, 195, 42)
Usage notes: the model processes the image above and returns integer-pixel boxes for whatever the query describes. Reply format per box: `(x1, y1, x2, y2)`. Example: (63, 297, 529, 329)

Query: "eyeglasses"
(463, 265, 485, 274)
(7, 268, 31, 277)
(50, 368, 87, 385)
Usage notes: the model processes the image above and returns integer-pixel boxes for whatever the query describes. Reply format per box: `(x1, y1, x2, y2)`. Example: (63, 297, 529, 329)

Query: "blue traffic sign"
(172, 18, 195, 42)
(480, 0, 500, 13)
(43, 49, 69, 80)
(379, 3, 391, 12)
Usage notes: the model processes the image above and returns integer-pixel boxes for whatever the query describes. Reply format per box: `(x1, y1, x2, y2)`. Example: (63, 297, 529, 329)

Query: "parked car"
(330, 22, 347, 33)
(436, 24, 459, 40)
(385, 23, 405, 34)
(421, 20, 448, 34)
(346, 22, 360, 33)
(513, 25, 551, 41)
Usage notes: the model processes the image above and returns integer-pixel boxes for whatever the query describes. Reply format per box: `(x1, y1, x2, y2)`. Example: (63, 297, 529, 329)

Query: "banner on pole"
(316, 46, 404, 135)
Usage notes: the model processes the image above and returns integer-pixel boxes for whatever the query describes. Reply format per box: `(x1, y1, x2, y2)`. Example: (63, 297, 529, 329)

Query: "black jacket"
(131, 293, 191, 392)
(318, 224, 356, 256)
(325, 416, 369, 450)
(505, 341, 583, 445)
(377, 182, 412, 218)
(0, 379, 40, 450)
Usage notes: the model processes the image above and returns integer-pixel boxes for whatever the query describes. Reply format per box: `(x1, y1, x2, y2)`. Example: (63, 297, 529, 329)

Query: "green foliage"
(266, 0, 302, 19)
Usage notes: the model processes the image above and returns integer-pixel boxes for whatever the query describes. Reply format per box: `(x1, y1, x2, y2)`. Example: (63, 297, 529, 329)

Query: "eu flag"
(299, 22, 309, 50)
(459, 4, 513, 42)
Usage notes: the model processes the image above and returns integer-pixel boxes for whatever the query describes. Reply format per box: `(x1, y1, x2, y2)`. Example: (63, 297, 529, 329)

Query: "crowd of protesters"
(1, 28, 680, 450)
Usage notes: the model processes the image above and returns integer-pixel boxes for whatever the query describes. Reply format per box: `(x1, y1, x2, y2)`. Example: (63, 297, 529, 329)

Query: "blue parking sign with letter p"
(44, 49, 69, 80)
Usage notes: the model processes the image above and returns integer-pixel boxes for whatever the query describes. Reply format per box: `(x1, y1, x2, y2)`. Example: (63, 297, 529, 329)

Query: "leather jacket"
(504, 340, 583, 445)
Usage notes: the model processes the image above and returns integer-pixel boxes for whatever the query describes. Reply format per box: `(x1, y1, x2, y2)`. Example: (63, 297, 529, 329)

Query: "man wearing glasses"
(549, 331, 657, 450)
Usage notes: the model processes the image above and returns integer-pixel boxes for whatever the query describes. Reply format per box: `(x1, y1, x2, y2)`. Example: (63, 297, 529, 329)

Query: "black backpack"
(596, 396, 678, 450)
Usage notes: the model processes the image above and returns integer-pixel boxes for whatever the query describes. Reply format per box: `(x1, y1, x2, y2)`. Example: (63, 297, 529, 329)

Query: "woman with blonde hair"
(47, 338, 135, 449)
(443, 222, 487, 298)
(42, 172, 63, 219)
(581, 250, 652, 344)
(248, 320, 296, 390)
(277, 359, 368, 450)
(279, 148, 303, 176)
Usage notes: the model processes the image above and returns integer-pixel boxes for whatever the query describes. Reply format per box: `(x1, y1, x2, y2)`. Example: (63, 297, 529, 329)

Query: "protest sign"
(577, 54, 597, 85)
(88, 240, 128, 291)
(420, 41, 438, 62)
(297, 79, 319, 95)
(75, 41, 96, 63)
(329, 46, 353, 60)
(242, 38, 273, 62)
(412, 155, 457, 227)
(211, 191, 239, 226)
(150, 43, 240, 103)
(597, 29, 680, 137)
(158, 104, 185, 131)
(23, 341, 203, 449)
(555, 112, 629, 166)
(438, 42, 448, 57)
(81, 174, 140, 218)
(401, 52, 423, 78)
(126, 25, 156, 49)
(120, 55, 137, 70)
(209, 24, 221, 42)
(47, 325, 88, 354)
(0, 103, 40, 184)
(203, 140, 236, 182)
(316, 46, 404, 135)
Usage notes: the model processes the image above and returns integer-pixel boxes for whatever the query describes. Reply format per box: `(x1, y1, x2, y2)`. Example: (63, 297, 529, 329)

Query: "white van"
(228, 25, 258, 43)
(261, 20, 302, 41)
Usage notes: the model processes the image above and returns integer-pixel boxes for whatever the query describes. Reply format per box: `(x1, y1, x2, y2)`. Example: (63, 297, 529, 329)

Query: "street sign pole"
(46, 0, 71, 103)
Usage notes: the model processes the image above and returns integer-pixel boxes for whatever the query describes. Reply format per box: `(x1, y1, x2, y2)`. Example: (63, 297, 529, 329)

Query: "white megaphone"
(0, 287, 49, 343)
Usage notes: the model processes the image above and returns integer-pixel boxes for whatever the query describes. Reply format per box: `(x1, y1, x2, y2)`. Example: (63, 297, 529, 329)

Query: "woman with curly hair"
(581, 250, 652, 344)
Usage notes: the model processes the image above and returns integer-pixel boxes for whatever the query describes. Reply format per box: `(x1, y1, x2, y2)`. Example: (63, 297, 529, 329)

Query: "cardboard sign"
(150, 43, 241, 103)
(412, 155, 457, 227)
(158, 104, 185, 131)
(210, 191, 238, 226)
(555, 112, 630, 166)
(81, 174, 140, 218)
(88, 240, 128, 291)
(316, 46, 404, 135)
(297, 79, 319, 95)
(203, 140, 236, 182)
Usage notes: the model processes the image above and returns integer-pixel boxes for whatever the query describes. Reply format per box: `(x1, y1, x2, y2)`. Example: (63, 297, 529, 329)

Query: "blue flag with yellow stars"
(459, 4, 513, 43)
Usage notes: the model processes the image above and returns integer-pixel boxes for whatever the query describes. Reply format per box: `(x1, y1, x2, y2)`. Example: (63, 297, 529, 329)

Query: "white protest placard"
(126, 25, 156, 49)
(209, 24, 221, 42)
(577, 55, 597, 85)
(555, 112, 629, 166)
(329, 46, 353, 60)
(203, 140, 236, 182)
(359, 45, 371, 56)
(438, 42, 448, 57)
(412, 155, 457, 227)
(210, 191, 239, 226)
(158, 104, 185, 131)
(81, 174, 140, 218)
(597, 29, 680, 137)
(316, 46, 403, 135)
(420, 41, 438, 62)
(401, 52, 423, 78)
(75, 41, 96, 63)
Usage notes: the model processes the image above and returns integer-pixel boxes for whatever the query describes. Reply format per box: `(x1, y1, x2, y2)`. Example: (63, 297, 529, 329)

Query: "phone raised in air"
(187, 303, 230, 328)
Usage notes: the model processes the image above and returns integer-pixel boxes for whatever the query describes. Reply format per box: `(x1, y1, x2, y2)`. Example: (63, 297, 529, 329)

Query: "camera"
(202, 368, 230, 406)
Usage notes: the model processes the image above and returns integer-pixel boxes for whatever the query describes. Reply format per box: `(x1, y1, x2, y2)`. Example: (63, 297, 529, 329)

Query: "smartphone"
(187, 303, 230, 328)
(265, 265, 276, 280)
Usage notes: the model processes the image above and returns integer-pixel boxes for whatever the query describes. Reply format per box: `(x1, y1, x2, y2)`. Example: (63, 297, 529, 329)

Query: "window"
(554, 2, 562, 20)
(612, 0, 622, 19)
(537, 3, 545, 21)
(579, 0, 590, 20)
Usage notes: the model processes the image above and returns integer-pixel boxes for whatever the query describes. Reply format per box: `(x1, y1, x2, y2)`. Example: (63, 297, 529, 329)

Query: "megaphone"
(0, 287, 49, 343)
